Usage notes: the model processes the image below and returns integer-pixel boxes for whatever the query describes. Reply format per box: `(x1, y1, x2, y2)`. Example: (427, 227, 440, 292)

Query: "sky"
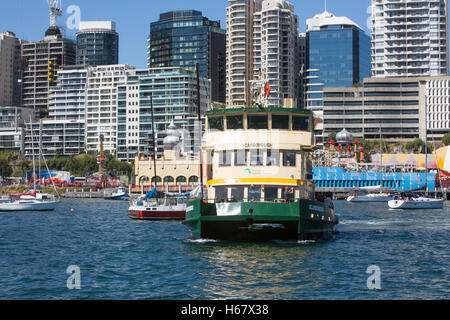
(0, 0, 372, 69)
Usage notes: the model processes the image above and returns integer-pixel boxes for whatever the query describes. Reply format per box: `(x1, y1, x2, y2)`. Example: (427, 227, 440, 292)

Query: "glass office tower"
(305, 10, 371, 146)
(76, 21, 119, 67)
(148, 10, 226, 103)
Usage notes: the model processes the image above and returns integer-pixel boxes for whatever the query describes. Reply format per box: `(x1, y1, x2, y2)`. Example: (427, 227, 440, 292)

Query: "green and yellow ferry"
(183, 105, 338, 242)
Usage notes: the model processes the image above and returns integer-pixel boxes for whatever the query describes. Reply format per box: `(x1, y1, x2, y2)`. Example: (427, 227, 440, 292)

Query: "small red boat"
(127, 197, 187, 220)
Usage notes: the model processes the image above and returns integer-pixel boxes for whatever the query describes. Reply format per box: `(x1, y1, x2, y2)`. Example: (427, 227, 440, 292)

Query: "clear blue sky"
(0, 0, 372, 69)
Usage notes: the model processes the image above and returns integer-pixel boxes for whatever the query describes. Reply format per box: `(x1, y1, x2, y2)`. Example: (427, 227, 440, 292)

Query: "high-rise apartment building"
(85, 64, 136, 155)
(117, 67, 210, 161)
(24, 66, 88, 159)
(226, 0, 263, 107)
(21, 26, 76, 117)
(148, 10, 226, 103)
(227, 0, 302, 108)
(371, 0, 449, 77)
(252, 0, 300, 108)
(76, 21, 119, 67)
(0, 31, 22, 107)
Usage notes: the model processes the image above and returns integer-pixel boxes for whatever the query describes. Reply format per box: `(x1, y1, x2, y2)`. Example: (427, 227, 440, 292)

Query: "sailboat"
(0, 118, 59, 212)
(347, 126, 395, 203)
(388, 106, 444, 209)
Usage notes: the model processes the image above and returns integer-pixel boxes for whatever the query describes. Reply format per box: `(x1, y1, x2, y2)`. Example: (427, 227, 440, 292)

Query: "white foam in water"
(184, 238, 220, 244)
(297, 240, 316, 245)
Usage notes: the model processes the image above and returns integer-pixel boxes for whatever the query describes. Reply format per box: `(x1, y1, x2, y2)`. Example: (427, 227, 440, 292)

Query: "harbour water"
(0, 198, 448, 300)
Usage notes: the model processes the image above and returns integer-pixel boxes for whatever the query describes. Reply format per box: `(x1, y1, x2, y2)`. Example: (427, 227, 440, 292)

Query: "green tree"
(442, 132, 450, 146)
(0, 158, 13, 178)
(406, 139, 430, 153)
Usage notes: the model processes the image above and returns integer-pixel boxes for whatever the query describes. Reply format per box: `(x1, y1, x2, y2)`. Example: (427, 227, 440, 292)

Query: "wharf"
(62, 190, 104, 198)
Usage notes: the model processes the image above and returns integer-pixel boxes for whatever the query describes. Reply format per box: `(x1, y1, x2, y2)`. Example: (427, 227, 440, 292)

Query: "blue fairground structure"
(312, 167, 436, 192)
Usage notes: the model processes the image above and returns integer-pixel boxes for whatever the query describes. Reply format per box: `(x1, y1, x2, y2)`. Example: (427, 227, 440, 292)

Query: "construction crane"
(47, 0, 63, 27)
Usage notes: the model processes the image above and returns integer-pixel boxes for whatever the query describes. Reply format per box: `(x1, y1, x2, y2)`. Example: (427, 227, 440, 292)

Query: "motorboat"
(127, 186, 201, 220)
(104, 186, 128, 200)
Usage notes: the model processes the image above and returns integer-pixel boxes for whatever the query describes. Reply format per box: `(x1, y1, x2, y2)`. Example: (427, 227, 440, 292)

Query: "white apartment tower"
(226, 0, 263, 107)
(253, 0, 300, 108)
(372, 0, 449, 77)
(227, 0, 300, 108)
(85, 64, 136, 155)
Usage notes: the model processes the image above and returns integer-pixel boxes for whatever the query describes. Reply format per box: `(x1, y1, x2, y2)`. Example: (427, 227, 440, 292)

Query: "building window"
(283, 152, 296, 167)
(272, 115, 289, 130)
(164, 176, 174, 185)
(248, 186, 261, 201)
(266, 149, 280, 167)
(230, 187, 245, 201)
(234, 150, 247, 166)
(250, 149, 264, 166)
(208, 116, 224, 131)
(226, 115, 244, 130)
(293, 116, 309, 131)
(247, 114, 268, 129)
(219, 151, 232, 167)
(215, 187, 228, 201)
(176, 176, 187, 185)
(264, 187, 278, 202)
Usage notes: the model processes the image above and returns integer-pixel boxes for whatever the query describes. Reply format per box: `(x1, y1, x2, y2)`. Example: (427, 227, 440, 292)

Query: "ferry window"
(282, 187, 295, 201)
(250, 149, 264, 166)
(293, 116, 309, 131)
(264, 187, 278, 202)
(230, 187, 244, 201)
(283, 152, 296, 167)
(272, 115, 289, 130)
(215, 187, 228, 201)
(219, 151, 232, 167)
(227, 115, 244, 130)
(266, 149, 280, 167)
(248, 186, 261, 201)
(208, 117, 224, 131)
(247, 115, 268, 129)
(234, 150, 247, 166)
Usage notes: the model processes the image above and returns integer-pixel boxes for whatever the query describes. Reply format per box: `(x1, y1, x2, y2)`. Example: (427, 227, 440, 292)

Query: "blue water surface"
(0, 199, 448, 300)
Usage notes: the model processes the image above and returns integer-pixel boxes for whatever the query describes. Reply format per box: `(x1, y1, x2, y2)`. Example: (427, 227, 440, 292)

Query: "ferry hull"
(127, 209, 185, 220)
(183, 200, 338, 242)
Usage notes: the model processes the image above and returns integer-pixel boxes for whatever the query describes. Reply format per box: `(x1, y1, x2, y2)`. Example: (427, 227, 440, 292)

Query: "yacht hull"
(388, 198, 444, 209)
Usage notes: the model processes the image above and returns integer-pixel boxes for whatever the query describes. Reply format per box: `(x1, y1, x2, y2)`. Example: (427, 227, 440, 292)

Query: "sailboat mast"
(425, 104, 428, 193)
(379, 123, 383, 193)
(30, 116, 36, 190)
(150, 93, 157, 188)
(196, 63, 204, 200)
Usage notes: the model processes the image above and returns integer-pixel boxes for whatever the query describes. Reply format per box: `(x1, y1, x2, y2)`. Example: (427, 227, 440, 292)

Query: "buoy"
(71, 208, 75, 212)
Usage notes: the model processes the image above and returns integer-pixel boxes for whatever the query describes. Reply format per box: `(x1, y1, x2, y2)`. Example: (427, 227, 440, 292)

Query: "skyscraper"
(0, 31, 22, 107)
(226, 0, 263, 107)
(148, 10, 226, 103)
(305, 10, 371, 146)
(252, 0, 300, 108)
(21, 26, 76, 117)
(371, 0, 449, 77)
(76, 21, 119, 67)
